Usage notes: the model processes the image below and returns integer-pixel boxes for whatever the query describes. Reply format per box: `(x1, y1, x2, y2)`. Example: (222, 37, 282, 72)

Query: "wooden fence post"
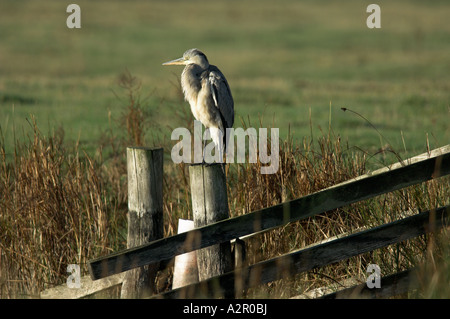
(189, 163, 233, 297)
(120, 147, 164, 298)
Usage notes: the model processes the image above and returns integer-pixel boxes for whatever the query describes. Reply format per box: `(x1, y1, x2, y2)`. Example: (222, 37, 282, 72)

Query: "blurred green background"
(1, 0, 449, 160)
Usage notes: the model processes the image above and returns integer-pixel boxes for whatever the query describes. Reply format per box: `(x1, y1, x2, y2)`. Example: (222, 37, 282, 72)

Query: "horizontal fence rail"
(41, 273, 124, 299)
(320, 268, 417, 299)
(155, 205, 449, 298)
(88, 150, 450, 280)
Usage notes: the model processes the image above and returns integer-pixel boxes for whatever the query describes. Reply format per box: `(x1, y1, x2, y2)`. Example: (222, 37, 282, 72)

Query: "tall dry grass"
(226, 129, 449, 298)
(1, 72, 448, 298)
(0, 118, 126, 298)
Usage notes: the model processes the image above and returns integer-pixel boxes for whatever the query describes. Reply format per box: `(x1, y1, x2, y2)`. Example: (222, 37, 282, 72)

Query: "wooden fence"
(41, 145, 450, 298)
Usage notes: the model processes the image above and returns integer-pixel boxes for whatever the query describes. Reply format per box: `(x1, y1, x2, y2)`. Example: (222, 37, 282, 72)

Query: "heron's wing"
(208, 65, 234, 129)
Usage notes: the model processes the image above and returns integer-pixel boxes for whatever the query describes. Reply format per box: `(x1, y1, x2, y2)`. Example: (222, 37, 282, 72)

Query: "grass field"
(0, 0, 449, 298)
(1, 0, 449, 160)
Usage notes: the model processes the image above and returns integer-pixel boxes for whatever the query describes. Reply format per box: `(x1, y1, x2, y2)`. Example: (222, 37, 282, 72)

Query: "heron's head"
(162, 48, 209, 69)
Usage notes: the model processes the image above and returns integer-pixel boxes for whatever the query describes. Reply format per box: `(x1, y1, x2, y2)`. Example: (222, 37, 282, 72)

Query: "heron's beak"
(162, 57, 186, 66)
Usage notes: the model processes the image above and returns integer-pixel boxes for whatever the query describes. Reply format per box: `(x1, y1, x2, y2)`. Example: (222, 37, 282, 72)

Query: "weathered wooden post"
(189, 163, 233, 297)
(121, 147, 164, 298)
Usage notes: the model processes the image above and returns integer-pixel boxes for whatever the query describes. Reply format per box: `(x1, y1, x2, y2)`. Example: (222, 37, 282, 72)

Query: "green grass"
(0, 0, 449, 163)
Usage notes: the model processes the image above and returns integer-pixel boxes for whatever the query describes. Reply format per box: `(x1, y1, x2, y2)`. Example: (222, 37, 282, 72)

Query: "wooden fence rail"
(38, 145, 449, 298)
(88, 148, 450, 281)
(320, 268, 417, 299)
(154, 205, 448, 298)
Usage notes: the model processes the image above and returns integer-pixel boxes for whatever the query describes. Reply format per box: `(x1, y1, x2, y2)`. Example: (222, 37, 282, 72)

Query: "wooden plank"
(290, 278, 359, 299)
(328, 145, 450, 190)
(120, 147, 164, 298)
(88, 148, 450, 280)
(156, 206, 448, 298)
(40, 273, 124, 299)
(320, 268, 417, 299)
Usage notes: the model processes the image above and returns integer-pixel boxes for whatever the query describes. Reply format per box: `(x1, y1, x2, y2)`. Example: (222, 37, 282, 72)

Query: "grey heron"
(163, 48, 234, 163)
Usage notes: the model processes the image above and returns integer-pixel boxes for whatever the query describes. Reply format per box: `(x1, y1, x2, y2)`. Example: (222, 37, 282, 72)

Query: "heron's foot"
(190, 161, 225, 172)
(190, 159, 214, 166)
(190, 161, 205, 167)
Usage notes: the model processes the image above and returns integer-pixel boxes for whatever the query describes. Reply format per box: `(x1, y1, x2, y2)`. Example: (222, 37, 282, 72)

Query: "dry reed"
(1, 73, 448, 298)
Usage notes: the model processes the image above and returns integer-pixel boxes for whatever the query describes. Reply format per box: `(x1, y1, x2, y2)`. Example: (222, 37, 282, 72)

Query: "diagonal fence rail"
(154, 205, 448, 298)
(88, 149, 450, 281)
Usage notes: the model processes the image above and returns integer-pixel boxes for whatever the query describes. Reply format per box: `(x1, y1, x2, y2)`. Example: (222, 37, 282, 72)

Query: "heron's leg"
(202, 127, 209, 164)
(208, 127, 226, 174)
(203, 128, 226, 174)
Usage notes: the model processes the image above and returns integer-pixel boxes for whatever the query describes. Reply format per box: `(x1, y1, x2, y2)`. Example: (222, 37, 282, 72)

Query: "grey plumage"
(163, 48, 234, 161)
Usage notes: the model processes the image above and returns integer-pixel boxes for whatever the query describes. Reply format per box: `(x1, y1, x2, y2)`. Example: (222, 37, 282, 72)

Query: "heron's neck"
(181, 64, 203, 105)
